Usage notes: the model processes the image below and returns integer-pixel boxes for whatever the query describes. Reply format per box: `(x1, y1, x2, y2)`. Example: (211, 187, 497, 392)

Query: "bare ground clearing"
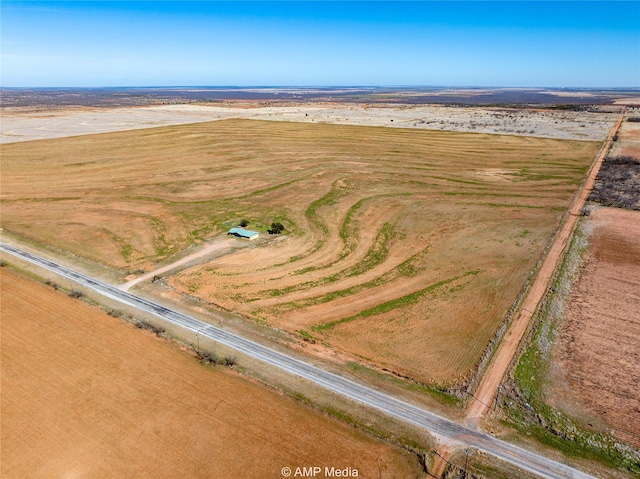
(0, 117, 604, 389)
(0, 269, 421, 479)
(0, 103, 618, 143)
(549, 207, 640, 448)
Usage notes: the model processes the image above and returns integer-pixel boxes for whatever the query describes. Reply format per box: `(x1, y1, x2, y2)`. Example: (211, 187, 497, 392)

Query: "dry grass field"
(0, 118, 601, 385)
(0, 269, 421, 479)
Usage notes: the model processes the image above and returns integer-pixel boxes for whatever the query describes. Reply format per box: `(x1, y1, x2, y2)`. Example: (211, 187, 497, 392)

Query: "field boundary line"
(464, 111, 625, 422)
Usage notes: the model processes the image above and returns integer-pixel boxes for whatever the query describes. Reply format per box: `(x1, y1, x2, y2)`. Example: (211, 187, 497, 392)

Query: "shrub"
(68, 289, 84, 298)
(136, 320, 165, 335)
(224, 355, 238, 367)
(199, 350, 221, 365)
(191, 346, 237, 367)
(268, 222, 285, 234)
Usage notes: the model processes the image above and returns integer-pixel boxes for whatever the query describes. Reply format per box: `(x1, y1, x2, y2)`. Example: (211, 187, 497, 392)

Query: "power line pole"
(463, 449, 470, 479)
(494, 385, 503, 410)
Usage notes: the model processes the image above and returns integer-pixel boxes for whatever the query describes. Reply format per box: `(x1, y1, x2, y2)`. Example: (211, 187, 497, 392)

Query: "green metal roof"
(228, 227, 259, 237)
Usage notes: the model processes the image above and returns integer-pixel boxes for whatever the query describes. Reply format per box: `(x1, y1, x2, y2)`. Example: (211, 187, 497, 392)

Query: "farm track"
(428, 111, 624, 478)
(0, 242, 596, 479)
(119, 237, 242, 291)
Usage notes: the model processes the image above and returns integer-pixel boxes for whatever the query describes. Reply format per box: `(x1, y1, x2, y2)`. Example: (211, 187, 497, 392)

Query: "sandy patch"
(1, 103, 618, 144)
(614, 97, 640, 105)
(473, 168, 517, 182)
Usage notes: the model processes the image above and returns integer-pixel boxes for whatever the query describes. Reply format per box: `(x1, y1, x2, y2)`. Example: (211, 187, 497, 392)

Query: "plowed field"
(0, 270, 421, 479)
(0, 119, 601, 384)
(550, 207, 640, 448)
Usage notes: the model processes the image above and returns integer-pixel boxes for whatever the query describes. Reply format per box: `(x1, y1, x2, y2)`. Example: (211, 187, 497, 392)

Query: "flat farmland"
(548, 207, 640, 448)
(0, 269, 421, 479)
(0, 119, 601, 384)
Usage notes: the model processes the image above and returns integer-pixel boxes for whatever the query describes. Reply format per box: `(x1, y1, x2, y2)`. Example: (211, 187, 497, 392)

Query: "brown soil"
(0, 269, 421, 479)
(0, 119, 602, 385)
(550, 207, 640, 448)
(429, 448, 452, 478)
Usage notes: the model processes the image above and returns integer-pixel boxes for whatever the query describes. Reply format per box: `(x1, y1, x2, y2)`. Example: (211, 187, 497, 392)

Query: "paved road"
(1, 242, 595, 479)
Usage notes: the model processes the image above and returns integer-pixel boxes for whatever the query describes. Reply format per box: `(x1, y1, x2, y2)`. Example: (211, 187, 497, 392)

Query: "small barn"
(227, 227, 260, 241)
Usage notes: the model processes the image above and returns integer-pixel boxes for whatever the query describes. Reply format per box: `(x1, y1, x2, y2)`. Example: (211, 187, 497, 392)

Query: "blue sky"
(1, 1, 639, 87)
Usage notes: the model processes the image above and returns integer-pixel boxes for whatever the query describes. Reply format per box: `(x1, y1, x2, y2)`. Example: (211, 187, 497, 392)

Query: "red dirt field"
(550, 207, 640, 448)
(0, 269, 422, 479)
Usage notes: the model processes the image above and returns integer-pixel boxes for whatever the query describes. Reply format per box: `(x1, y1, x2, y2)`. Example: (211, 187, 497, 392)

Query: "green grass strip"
(305, 180, 349, 236)
(312, 270, 480, 332)
(260, 222, 395, 299)
(296, 193, 410, 275)
(345, 222, 393, 278)
(270, 244, 430, 313)
(426, 175, 487, 186)
(458, 202, 545, 209)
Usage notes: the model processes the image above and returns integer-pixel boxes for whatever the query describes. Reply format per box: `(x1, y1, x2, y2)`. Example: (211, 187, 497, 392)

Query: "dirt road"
(465, 112, 625, 422)
(119, 237, 242, 291)
(428, 112, 624, 479)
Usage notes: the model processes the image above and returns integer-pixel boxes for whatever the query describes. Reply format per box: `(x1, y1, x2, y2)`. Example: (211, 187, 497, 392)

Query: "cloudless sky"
(1, 1, 639, 87)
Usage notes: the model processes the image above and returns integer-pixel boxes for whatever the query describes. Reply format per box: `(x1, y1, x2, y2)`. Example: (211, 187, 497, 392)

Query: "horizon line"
(2, 85, 639, 90)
